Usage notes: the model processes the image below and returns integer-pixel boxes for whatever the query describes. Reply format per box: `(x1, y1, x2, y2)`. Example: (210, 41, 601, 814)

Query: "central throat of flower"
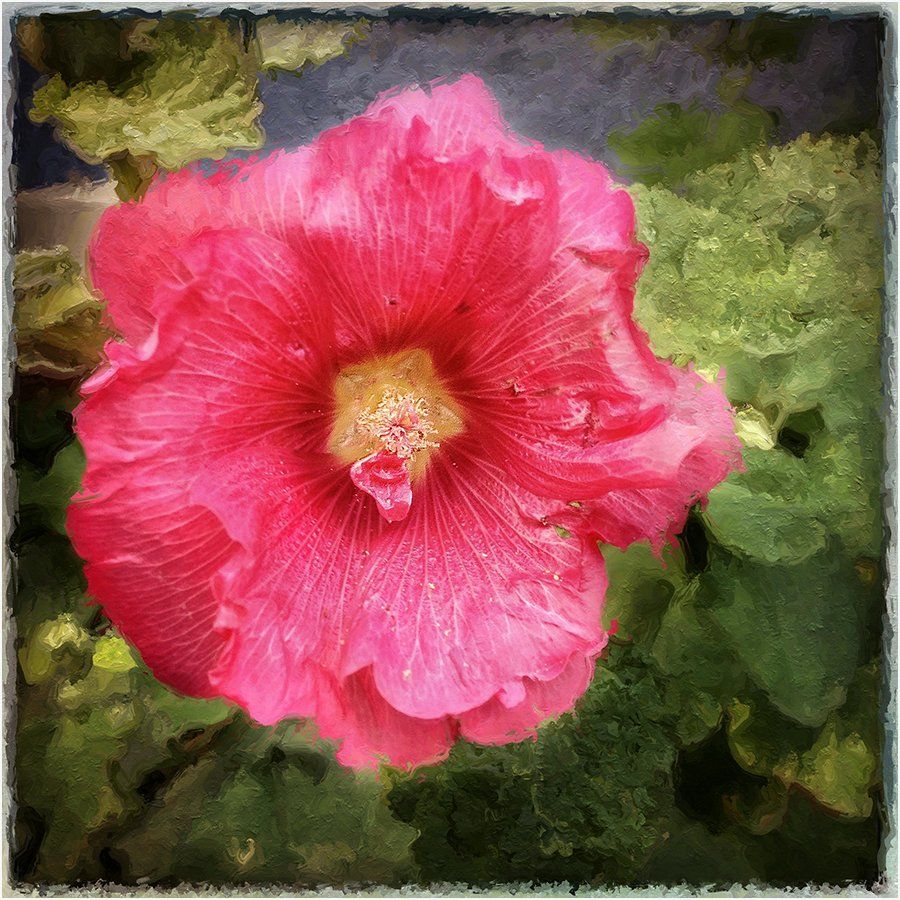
(329, 349, 464, 522)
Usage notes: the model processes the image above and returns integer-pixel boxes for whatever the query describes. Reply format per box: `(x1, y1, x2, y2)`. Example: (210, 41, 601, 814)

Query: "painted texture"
(8, 9, 890, 891)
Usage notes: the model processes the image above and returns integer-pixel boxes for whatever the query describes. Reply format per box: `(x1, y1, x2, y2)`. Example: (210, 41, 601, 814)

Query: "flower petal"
(88, 163, 249, 342)
(459, 651, 598, 745)
(551, 147, 644, 264)
(274, 109, 560, 363)
(466, 252, 741, 522)
(342, 448, 608, 720)
(321, 668, 458, 770)
(190, 435, 606, 728)
(559, 367, 743, 550)
(69, 227, 332, 694)
(68, 373, 237, 697)
(364, 73, 527, 158)
(350, 451, 413, 523)
(91, 76, 561, 364)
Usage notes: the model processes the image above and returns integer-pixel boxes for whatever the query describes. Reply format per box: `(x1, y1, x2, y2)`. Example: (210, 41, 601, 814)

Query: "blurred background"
(9, 7, 891, 891)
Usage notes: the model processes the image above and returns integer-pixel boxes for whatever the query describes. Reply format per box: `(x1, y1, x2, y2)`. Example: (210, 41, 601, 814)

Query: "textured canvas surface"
(6, 6, 895, 893)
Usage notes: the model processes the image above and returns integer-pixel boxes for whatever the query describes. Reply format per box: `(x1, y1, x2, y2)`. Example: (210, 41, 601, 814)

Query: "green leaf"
(15, 627, 234, 881)
(650, 580, 746, 746)
(706, 547, 865, 727)
(14, 248, 110, 379)
(254, 17, 369, 72)
(609, 102, 774, 188)
(17, 440, 85, 536)
(726, 696, 818, 782)
(91, 634, 138, 672)
(705, 15, 809, 68)
(16, 705, 137, 881)
(639, 814, 763, 884)
(727, 663, 881, 819)
(601, 541, 683, 643)
(632, 133, 882, 363)
(703, 453, 828, 565)
(30, 18, 263, 172)
(631, 133, 884, 562)
(797, 724, 878, 819)
(722, 780, 791, 837)
(571, 16, 679, 55)
(795, 662, 881, 818)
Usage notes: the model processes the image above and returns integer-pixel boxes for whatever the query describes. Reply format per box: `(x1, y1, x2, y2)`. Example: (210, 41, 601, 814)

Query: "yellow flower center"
(329, 348, 465, 479)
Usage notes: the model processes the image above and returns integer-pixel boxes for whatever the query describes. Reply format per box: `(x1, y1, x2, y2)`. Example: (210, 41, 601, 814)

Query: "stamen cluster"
(358, 390, 439, 459)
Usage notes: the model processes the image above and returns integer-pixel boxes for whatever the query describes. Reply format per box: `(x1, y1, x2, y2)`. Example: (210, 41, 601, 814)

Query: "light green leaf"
(631, 133, 884, 560)
(14, 248, 110, 378)
(254, 17, 369, 72)
(727, 663, 881, 819)
(18, 613, 91, 684)
(30, 18, 263, 172)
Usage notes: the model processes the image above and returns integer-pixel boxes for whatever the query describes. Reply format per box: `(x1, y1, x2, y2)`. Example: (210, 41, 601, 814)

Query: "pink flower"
(68, 76, 740, 769)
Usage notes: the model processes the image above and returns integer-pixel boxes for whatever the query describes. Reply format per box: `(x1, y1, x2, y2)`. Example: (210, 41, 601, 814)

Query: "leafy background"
(9, 9, 890, 889)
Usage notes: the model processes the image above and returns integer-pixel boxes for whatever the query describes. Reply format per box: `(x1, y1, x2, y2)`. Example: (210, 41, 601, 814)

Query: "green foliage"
(632, 133, 884, 561)
(597, 131, 883, 880)
(609, 102, 775, 188)
(703, 458, 827, 565)
(705, 544, 868, 727)
(649, 575, 746, 747)
(15, 619, 233, 881)
(727, 662, 882, 819)
(13, 248, 111, 379)
(12, 526, 417, 886)
(24, 14, 369, 198)
(571, 12, 809, 71)
(29, 17, 264, 190)
(571, 16, 683, 54)
(601, 541, 680, 642)
(637, 813, 764, 885)
(109, 725, 417, 886)
(12, 534, 92, 638)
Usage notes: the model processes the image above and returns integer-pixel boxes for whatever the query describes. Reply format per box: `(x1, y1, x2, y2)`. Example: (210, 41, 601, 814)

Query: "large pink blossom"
(68, 76, 740, 768)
